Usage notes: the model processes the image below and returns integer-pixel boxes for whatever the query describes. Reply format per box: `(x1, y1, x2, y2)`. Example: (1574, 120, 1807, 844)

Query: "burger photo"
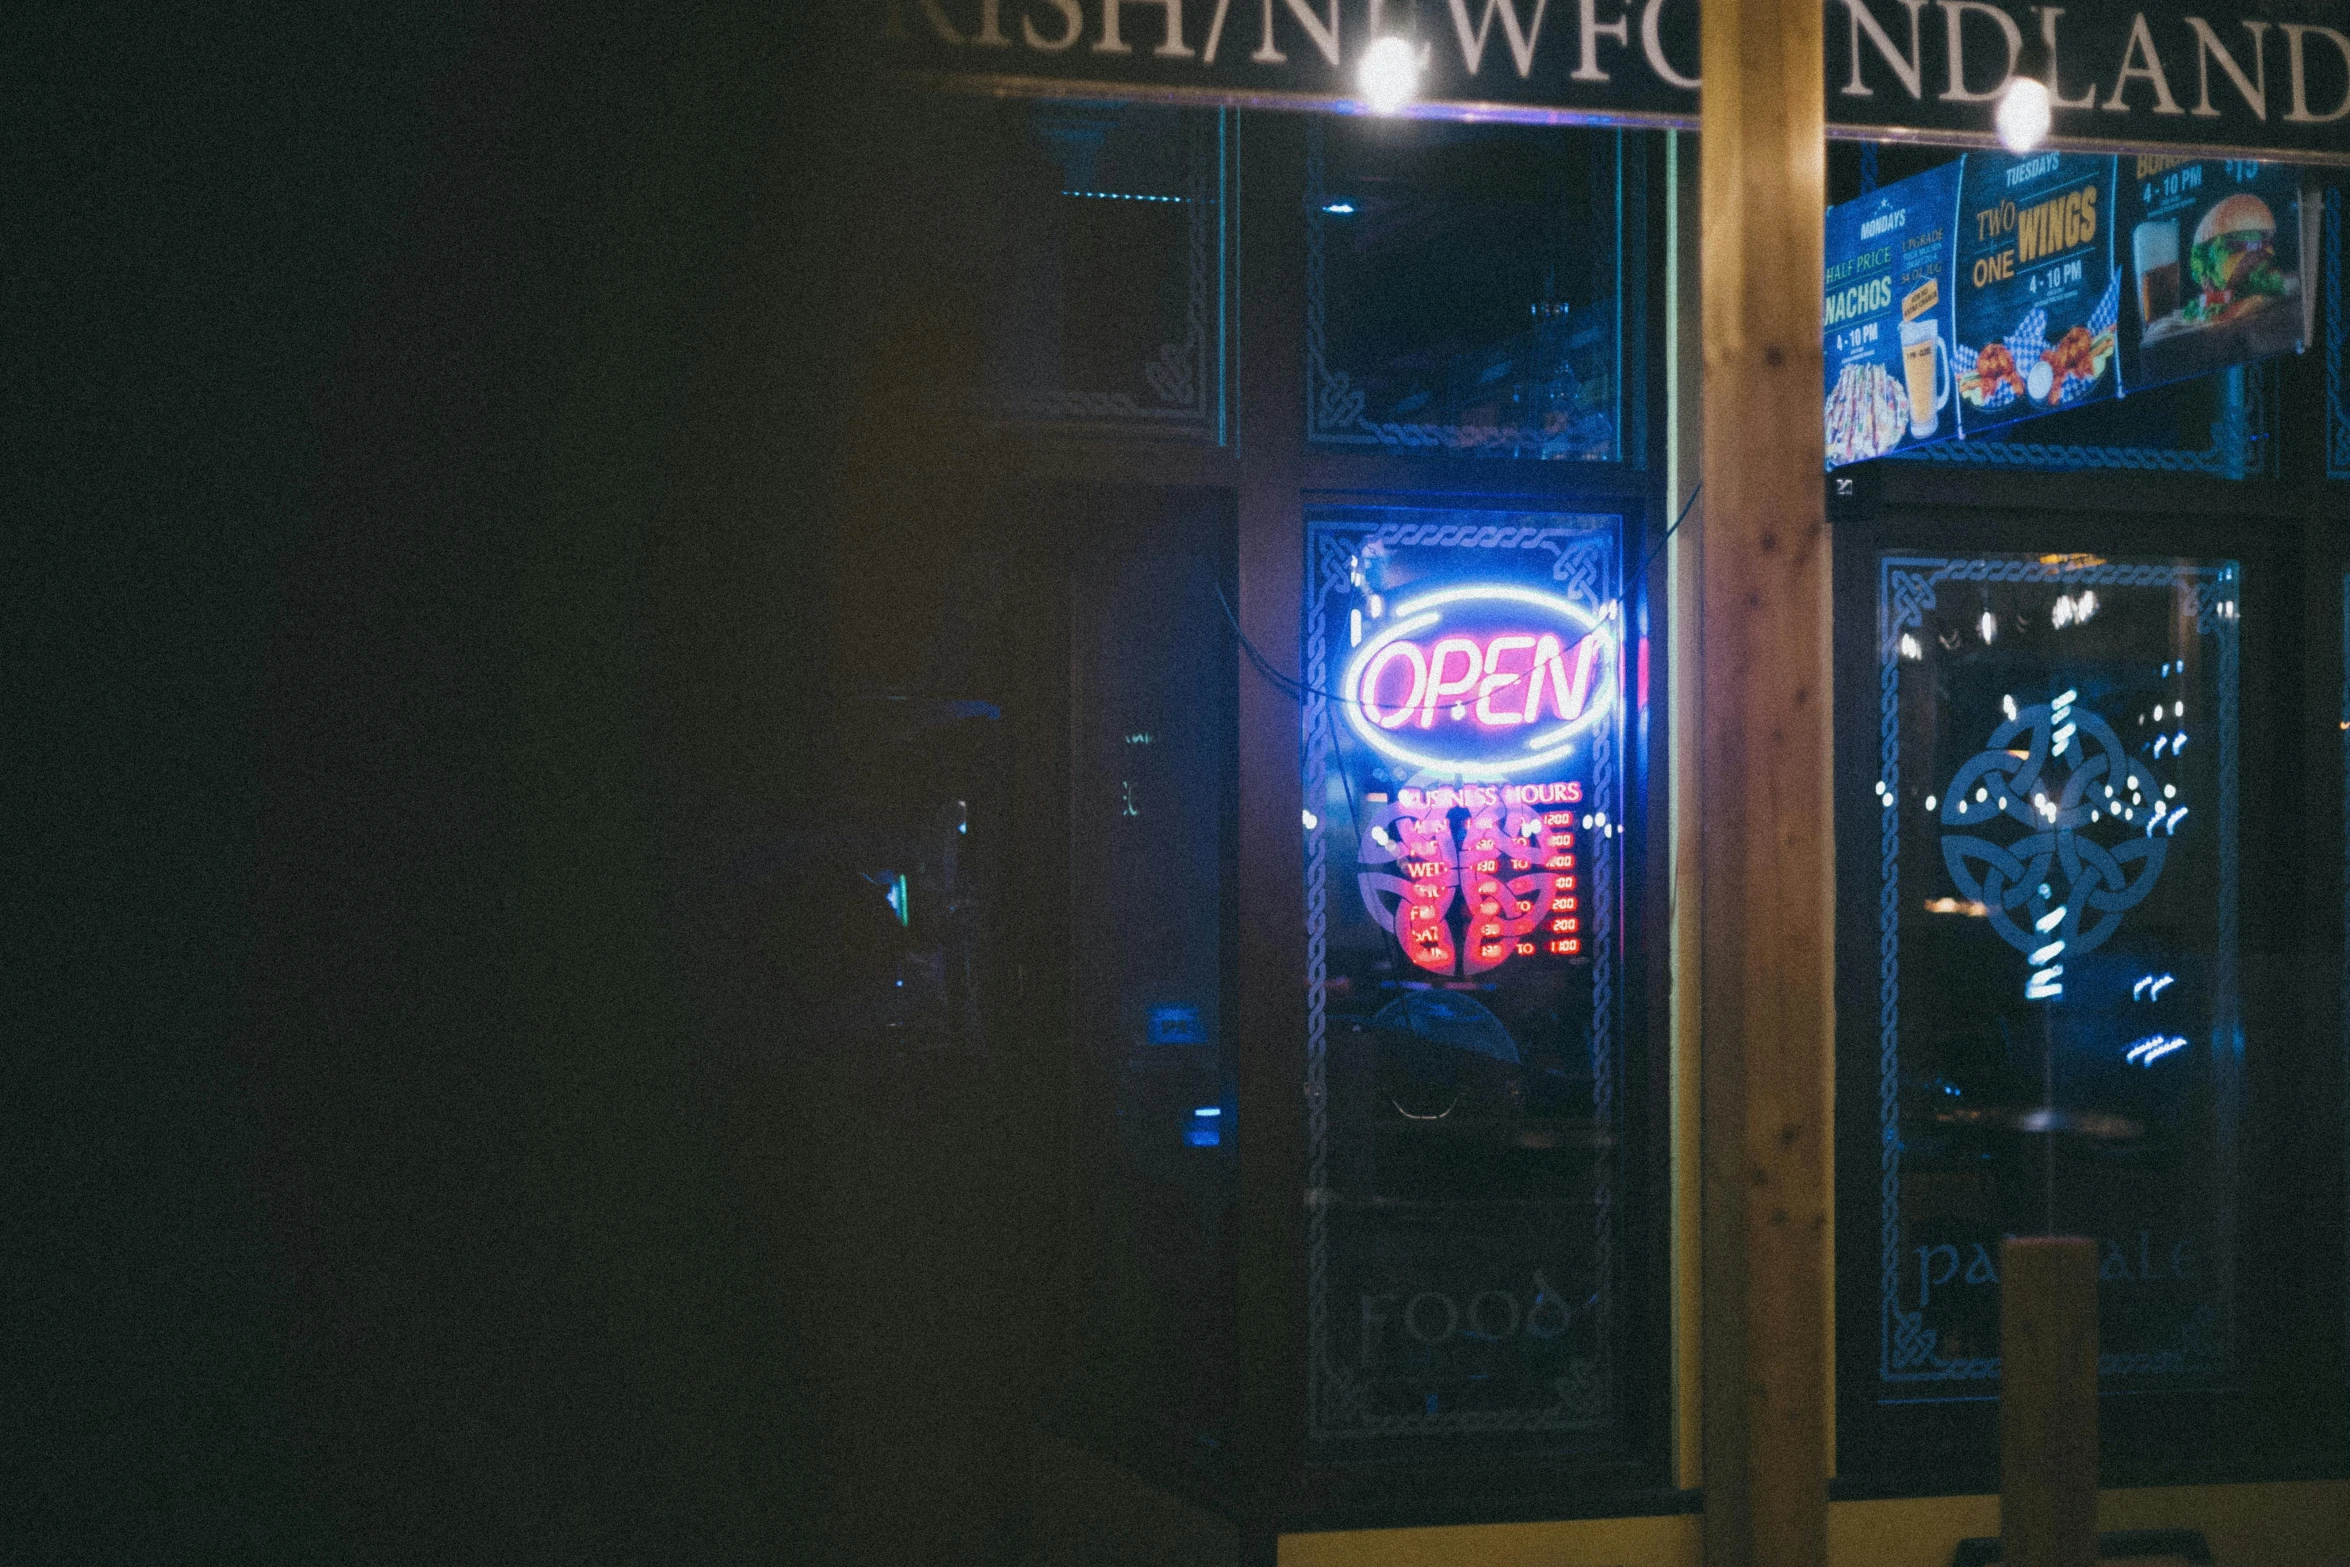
(2184, 193, 2287, 326)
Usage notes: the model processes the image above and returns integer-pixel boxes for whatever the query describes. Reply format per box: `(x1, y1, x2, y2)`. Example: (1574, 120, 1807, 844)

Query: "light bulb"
(1996, 76, 2052, 153)
(1358, 36, 1419, 115)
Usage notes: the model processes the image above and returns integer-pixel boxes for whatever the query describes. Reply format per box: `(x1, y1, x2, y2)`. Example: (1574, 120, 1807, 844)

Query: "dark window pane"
(1307, 122, 1636, 464)
(983, 103, 1228, 441)
(1064, 494, 1237, 1467)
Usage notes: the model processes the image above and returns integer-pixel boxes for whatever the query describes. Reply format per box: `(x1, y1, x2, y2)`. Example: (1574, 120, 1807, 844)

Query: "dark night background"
(9, 7, 1101, 1562)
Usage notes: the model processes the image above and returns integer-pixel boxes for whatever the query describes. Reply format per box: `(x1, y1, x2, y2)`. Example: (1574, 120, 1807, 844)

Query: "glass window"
(1872, 553, 2240, 1384)
(1301, 506, 1655, 1461)
(1306, 123, 1640, 464)
(1062, 493, 1238, 1469)
(986, 102, 1228, 441)
(1830, 541, 2334, 1487)
(875, 96, 1229, 443)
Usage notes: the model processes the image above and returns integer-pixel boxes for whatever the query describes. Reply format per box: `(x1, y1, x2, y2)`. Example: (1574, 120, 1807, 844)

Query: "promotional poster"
(1824, 163, 1961, 465)
(2115, 157, 2306, 392)
(1824, 151, 2309, 467)
(1952, 151, 2120, 439)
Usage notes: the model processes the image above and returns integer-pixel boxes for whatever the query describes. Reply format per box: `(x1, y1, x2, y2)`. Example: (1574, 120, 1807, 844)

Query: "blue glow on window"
(1062, 189, 1187, 203)
(1321, 200, 1356, 215)
(1149, 1005, 1207, 1044)
(1186, 1106, 1223, 1147)
(886, 874, 909, 925)
(2126, 1034, 2188, 1066)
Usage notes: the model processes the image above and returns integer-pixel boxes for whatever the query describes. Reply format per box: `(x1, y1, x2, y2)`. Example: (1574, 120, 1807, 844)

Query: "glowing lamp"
(1358, 36, 1419, 115)
(1996, 31, 2055, 153)
(1996, 77, 2051, 153)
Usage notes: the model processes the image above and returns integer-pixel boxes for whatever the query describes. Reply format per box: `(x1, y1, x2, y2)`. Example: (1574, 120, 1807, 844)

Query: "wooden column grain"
(2001, 1237, 2100, 1567)
(1696, 0, 1832, 1564)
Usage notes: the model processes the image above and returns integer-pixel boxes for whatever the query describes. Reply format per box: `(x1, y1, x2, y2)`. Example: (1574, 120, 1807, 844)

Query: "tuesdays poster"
(1823, 164, 1960, 467)
(2115, 157, 2306, 394)
(1952, 151, 2119, 439)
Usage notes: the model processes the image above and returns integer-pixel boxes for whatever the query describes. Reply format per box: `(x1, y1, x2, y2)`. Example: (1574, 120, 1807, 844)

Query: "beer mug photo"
(1899, 318, 1949, 440)
(2133, 218, 2180, 326)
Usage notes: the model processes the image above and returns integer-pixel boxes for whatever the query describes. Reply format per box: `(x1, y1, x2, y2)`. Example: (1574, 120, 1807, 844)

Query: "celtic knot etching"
(1886, 569, 1939, 634)
(1938, 700, 2171, 969)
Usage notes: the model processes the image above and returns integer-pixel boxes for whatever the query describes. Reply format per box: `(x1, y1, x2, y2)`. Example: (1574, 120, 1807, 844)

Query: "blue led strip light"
(2342, 574, 2349, 1381)
(1303, 509, 1623, 1443)
(1876, 555, 2240, 1393)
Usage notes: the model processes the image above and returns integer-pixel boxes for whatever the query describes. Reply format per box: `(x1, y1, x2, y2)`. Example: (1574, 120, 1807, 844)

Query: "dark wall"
(15, 7, 1049, 1563)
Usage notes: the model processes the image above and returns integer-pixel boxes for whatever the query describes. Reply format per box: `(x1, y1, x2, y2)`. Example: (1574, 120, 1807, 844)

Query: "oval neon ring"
(1337, 584, 1617, 777)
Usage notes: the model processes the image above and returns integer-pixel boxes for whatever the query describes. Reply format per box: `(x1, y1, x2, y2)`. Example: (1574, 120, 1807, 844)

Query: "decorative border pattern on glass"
(990, 109, 1226, 442)
(1895, 364, 2277, 477)
(1302, 122, 1626, 461)
(1876, 554, 2240, 1390)
(1304, 510, 1622, 1442)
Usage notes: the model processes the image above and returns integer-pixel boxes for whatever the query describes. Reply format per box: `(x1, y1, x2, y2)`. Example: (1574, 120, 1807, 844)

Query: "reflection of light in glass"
(2026, 965, 2064, 1000)
(1302, 809, 1319, 831)
(2002, 693, 2017, 720)
(1187, 1106, 1223, 1147)
(2076, 591, 2096, 622)
(2172, 730, 2187, 752)
(1899, 633, 1923, 660)
(2153, 735, 2169, 756)
(2163, 784, 2176, 798)
(1321, 200, 1357, 215)
(2126, 1035, 2187, 1066)
(1981, 611, 1999, 645)
(1995, 73, 2052, 153)
(1358, 35, 1421, 114)
(2034, 906, 2066, 933)
(1924, 794, 1938, 811)
(2133, 973, 2175, 1001)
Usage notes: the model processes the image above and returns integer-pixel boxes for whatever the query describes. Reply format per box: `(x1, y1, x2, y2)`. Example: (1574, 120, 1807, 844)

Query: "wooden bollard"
(2001, 1237, 2099, 1567)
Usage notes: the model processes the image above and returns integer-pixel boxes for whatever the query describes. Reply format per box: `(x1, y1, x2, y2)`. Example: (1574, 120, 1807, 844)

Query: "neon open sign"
(1338, 584, 1618, 776)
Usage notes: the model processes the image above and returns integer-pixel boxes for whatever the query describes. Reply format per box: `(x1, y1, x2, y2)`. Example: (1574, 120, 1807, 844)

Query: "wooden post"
(2001, 1237, 2100, 1567)
(1696, 0, 1831, 1564)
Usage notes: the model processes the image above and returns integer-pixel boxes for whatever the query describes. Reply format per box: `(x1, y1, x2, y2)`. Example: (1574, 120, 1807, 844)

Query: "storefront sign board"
(887, 1, 2350, 164)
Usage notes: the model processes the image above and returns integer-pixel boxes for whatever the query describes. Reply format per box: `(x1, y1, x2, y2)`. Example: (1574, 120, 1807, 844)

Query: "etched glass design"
(1897, 362, 2276, 476)
(1306, 121, 1635, 463)
(979, 102, 1227, 441)
(1303, 507, 1631, 1452)
(1874, 555, 2239, 1399)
